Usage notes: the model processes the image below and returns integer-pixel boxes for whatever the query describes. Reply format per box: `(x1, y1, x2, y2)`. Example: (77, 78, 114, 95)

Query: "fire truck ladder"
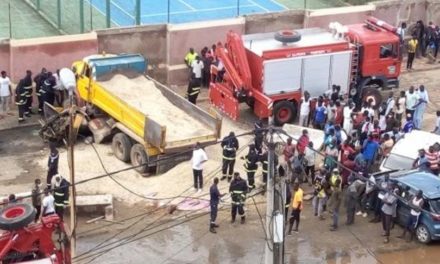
(350, 44, 361, 85)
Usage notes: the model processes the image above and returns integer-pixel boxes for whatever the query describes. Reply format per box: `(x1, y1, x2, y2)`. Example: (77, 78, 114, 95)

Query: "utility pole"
(264, 124, 285, 264)
(67, 86, 77, 258)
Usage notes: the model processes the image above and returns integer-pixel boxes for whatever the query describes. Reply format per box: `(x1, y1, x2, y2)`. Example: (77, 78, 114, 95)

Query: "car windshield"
(383, 154, 414, 171)
(429, 199, 440, 214)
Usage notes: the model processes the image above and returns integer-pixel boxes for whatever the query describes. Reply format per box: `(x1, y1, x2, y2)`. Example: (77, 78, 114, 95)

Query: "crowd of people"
(0, 68, 64, 122)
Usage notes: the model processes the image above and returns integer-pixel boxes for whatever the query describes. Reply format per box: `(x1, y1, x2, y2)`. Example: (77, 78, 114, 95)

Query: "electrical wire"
(73, 139, 254, 262)
(251, 194, 273, 252)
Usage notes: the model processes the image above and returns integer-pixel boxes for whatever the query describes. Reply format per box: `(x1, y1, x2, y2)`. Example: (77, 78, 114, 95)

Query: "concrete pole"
(68, 95, 77, 258)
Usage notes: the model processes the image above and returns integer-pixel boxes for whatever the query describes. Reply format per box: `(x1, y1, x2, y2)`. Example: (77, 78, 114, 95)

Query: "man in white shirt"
(343, 100, 355, 133)
(299, 91, 311, 127)
(191, 56, 204, 83)
(405, 86, 418, 119)
(0, 71, 12, 115)
(42, 188, 55, 217)
(192, 142, 208, 193)
(379, 92, 395, 131)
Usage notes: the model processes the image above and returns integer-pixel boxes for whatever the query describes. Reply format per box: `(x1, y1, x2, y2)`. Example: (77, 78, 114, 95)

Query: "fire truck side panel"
(262, 57, 302, 96)
(246, 49, 264, 92)
(329, 51, 352, 96)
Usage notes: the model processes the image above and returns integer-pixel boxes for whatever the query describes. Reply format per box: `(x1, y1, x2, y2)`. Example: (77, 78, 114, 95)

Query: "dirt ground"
(1, 58, 440, 263)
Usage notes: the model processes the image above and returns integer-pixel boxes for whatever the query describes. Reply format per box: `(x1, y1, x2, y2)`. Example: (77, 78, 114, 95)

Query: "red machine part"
(209, 31, 273, 120)
(0, 203, 70, 264)
(365, 16, 397, 33)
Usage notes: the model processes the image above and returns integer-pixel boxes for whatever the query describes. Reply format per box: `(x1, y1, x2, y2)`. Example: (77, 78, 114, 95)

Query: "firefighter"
(22, 70, 33, 115)
(243, 144, 259, 189)
(229, 172, 248, 224)
(40, 73, 56, 111)
(220, 131, 239, 182)
(187, 73, 201, 104)
(34, 68, 48, 114)
(254, 120, 264, 154)
(53, 175, 70, 220)
(47, 142, 59, 189)
(14, 77, 27, 123)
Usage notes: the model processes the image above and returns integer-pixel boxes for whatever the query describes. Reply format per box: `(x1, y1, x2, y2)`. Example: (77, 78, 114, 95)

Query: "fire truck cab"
(209, 17, 401, 125)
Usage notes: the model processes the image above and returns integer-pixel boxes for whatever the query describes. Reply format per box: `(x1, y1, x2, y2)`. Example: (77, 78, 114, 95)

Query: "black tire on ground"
(416, 224, 432, 244)
(361, 87, 383, 110)
(0, 203, 36, 231)
(130, 143, 149, 173)
(273, 101, 297, 126)
(112, 133, 133, 162)
(274, 30, 302, 43)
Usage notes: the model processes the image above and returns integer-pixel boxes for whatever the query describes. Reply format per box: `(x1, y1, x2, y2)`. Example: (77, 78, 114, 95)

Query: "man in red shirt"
(297, 129, 310, 155)
(283, 137, 295, 177)
(334, 101, 343, 126)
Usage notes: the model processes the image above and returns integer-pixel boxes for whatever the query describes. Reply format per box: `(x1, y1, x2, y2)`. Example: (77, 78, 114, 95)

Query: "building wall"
(8, 33, 97, 82)
(96, 24, 168, 83)
(304, 5, 375, 28)
(0, 40, 10, 75)
(244, 10, 305, 34)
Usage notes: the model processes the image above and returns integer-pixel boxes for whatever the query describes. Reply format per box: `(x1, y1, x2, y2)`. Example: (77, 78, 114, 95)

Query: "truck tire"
(274, 30, 301, 43)
(273, 101, 297, 126)
(0, 203, 36, 231)
(112, 133, 132, 162)
(361, 87, 382, 110)
(130, 143, 149, 173)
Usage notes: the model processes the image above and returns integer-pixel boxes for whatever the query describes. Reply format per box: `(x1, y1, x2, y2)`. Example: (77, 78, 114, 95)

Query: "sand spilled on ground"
(100, 74, 212, 142)
(34, 118, 254, 206)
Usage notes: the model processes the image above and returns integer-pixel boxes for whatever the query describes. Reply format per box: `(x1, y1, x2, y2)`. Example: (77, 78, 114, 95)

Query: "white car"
(380, 130, 440, 172)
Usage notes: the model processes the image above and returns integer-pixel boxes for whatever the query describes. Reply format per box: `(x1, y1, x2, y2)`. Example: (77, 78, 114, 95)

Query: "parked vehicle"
(381, 171, 440, 243)
(210, 17, 401, 125)
(379, 130, 440, 172)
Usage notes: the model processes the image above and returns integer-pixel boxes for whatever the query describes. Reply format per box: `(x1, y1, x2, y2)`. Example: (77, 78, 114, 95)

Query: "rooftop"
(243, 28, 348, 56)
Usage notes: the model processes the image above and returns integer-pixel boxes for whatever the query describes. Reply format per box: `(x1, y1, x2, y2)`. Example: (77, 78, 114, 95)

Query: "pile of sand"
(100, 74, 212, 142)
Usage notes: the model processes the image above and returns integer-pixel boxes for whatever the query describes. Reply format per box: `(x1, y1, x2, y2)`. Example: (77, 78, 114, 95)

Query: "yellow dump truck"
(70, 54, 222, 174)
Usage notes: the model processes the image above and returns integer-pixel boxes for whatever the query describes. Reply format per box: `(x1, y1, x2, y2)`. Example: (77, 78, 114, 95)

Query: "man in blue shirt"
(362, 135, 380, 171)
(314, 100, 327, 130)
(210, 177, 224, 233)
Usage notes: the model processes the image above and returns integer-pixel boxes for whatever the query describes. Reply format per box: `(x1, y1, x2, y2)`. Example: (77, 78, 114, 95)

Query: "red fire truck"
(209, 17, 401, 125)
(0, 203, 71, 263)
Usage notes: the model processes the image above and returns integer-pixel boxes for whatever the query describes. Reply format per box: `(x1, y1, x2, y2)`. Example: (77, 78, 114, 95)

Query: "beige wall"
(245, 10, 305, 33)
(372, 0, 428, 27)
(7, 33, 97, 82)
(304, 5, 375, 28)
(96, 25, 168, 83)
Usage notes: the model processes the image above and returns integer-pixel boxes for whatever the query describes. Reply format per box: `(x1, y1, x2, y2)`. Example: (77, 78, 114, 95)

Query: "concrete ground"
(2, 57, 440, 263)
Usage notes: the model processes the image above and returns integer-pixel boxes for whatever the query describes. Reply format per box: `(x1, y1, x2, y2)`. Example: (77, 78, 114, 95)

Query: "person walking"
(186, 73, 201, 104)
(192, 142, 208, 193)
(288, 182, 303, 234)
(22, 70, 33, 115)
(221, 132, 239, 182)
(0, 71, 12, 118)
(31, 179, 43, 222)
(209, 177, 225, 233)
(399, 190, 424, 242)
(381, 185, 398, 243)
(299, 91, 311, 127)
(328, 178, 342, 231)
(53, 175, 70, 220)
(47, 143, 59, 189)
(413, 85, 429, 129)
(41, 188, 55, 217)
(229, 172, 248, 224)
(407, 35, 418, 70)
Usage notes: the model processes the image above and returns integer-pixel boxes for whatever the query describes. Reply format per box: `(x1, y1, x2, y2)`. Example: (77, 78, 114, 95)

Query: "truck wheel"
(112, 133, 132, 162)
(130, 144, 149, 173)
(273, 101, 297, 126)
(361, 87, 382, 109)
(0, 203, 36, 231)
(416, 224, 432, 244)
(274, 30, 301, 43)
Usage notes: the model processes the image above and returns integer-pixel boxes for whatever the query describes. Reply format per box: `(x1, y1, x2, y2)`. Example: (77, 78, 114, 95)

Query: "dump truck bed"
(77, 76, 220, 153)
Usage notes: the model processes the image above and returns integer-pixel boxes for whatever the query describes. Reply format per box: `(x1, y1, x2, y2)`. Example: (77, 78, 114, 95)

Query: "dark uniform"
(260, 150, 279, 185)
(22, 71, 33, 115)
(254, 121, 264, 154)
(244, 145, 259, 189)
(209, 183, 221, 232)
(34, 69, 48, 114)
(40, 76, 56, 111)
(54, 177, 70, 220)
(187, 75, 201, 104)
(47, 149, 59, 189)
(14, 79, 27, 122)
(229, 174, 248, 224)
(220, 132, 239, 182)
